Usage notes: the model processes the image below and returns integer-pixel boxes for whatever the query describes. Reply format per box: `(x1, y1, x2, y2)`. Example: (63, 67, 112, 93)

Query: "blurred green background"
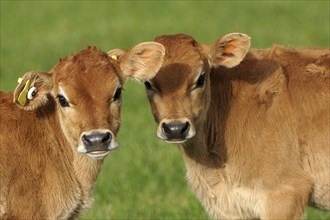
(1, 1, 329, 219)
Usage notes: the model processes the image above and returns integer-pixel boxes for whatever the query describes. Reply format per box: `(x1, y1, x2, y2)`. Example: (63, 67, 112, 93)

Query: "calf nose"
(162, 121, 190, 140)
(82, 132, 111, 149)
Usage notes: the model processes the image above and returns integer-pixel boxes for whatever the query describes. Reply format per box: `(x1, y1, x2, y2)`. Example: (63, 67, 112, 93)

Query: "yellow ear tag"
(17, 79, 31, 107)
(111, 55, 118, 60)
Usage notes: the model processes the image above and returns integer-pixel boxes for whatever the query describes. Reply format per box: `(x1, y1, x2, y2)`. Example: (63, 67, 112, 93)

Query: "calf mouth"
(157, 132, 192, 144)
(87, 150, 111, 160)
(163, 138, 188, 144)
(77, 141, 119, 160)
(166, 140, 187, 144)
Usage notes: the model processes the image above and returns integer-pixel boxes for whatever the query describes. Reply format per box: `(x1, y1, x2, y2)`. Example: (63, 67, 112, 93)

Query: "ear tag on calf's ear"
(111, 55, 118, 60)
(16, 79, 31, 107)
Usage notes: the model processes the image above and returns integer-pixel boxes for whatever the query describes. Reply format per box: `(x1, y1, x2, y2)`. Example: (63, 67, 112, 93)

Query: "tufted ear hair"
(13, 71, 53, 111)
(208, 33, 251, 68)
(108, 42, 165, 81)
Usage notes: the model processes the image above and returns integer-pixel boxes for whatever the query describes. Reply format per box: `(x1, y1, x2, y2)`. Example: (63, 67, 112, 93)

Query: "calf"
(0, 43, 165, 219)
(140, 33, 329, 219)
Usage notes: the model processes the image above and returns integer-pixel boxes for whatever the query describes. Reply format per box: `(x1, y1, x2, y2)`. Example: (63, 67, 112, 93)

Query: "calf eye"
(144, 81, 153, 91)
(57, 95, 69, 107)
(113, 87, 122, 101)
(196, 72, 206, 88)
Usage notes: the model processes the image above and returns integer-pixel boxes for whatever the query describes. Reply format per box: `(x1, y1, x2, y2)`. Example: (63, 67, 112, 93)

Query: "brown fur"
(0, 43, 165, 219)
(144, 34, 329, 219)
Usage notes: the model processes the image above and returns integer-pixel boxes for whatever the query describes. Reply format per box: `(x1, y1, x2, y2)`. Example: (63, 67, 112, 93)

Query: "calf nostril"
(181, 122, 190, 135)
(82, 134, 92, 146)
(162, 122, 171, 135)
(82, 132, 112, 147)
(161, 121, 191, 140)
(101, 132, 111, 144)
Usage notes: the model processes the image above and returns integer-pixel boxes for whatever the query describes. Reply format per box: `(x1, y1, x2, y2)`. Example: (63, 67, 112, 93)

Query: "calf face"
(143, 34, 250, 143)
(13, 44, 164, 159)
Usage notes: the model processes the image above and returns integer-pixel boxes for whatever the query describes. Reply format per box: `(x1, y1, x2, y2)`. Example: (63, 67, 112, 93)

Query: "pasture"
(1, 1, 329, 219)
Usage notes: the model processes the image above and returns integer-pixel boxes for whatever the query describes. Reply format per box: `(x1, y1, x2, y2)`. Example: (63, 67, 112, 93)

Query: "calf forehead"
(52, 47, 120, 98)
(154, 34, 204, 65)
(152, 63, 196, 94)
(153, 34, 205, 92)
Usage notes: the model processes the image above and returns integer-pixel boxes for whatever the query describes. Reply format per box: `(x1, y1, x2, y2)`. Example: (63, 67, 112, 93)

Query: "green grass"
(1, 1, 329, 219)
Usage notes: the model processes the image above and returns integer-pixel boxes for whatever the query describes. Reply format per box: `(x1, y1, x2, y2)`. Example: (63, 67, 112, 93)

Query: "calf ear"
(209, 33, 251, 68)
(13, 71, 53, 110)
(114, 42, 165, 81)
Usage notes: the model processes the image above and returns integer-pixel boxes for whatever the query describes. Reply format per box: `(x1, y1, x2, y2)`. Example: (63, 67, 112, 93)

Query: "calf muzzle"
(82, 132, 112, 152)
(78, 130, 118, 159)
(161, 121, 190, 143)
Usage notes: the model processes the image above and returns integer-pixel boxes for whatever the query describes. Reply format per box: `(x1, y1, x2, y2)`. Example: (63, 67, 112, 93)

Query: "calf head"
(143, 33, 250, 143)
(14, 43, 165, 159)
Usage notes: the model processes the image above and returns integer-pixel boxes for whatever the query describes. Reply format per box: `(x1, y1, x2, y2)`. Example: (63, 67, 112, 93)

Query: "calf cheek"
(147, 94, 162, 123)
(58, 111, 82, 147)
(151, 102, 162, 123)
(108, 104, 121, 135)
(191, 91, 207, 125)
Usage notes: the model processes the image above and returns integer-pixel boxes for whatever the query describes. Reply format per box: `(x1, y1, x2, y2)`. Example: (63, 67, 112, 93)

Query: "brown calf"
(0, 43, 165, 219)
(141, 33, 329, 219)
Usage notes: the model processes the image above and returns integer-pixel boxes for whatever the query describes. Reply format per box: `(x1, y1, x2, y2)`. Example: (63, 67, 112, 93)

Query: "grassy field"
(1, 1, 329, 219)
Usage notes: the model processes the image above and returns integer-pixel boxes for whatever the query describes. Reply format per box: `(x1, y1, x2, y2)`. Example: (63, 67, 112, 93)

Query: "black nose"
(162, 121, 190, 140)
(82, 132, 112, 151)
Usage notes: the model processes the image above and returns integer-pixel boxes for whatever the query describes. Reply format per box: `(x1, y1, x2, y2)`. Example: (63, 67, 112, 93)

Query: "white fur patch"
(77, 145, 87, 153)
